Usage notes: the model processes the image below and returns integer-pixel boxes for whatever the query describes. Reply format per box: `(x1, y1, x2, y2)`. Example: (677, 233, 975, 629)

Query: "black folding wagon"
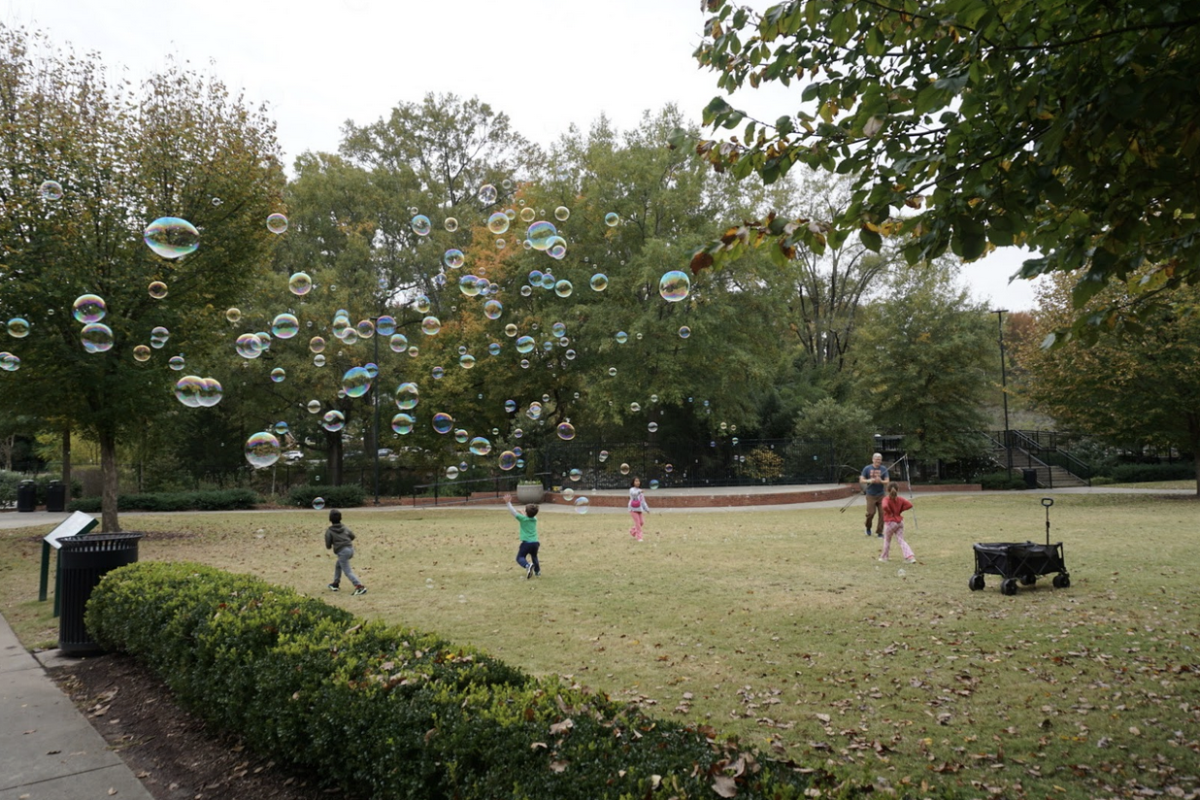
(968, 498, 1070, 595)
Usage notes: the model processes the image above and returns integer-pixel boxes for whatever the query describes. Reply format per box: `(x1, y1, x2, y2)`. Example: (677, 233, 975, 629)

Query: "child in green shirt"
(504, 494, 540, 579)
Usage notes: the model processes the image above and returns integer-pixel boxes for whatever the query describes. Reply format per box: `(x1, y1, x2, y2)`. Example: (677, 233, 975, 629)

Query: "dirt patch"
(49, 652, 347, 800)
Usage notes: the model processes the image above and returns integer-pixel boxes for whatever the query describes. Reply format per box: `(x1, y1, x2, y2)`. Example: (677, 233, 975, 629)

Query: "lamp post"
(993, 309, 1012, 479)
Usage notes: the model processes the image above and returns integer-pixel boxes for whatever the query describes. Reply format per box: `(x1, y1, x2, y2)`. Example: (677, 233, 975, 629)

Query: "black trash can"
(58, 533, 142, 656)
(1022, 469, 1038, 489)
(16, 480, 36, 512)
(46, 481, 66, 513)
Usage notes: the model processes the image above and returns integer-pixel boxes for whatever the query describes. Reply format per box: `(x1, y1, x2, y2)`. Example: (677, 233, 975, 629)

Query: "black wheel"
(1053, 573, 1071, 589)
(1001, 578, 1018, 596)
(1020, 574, 1037, 586)
(968, 574, 985, 591)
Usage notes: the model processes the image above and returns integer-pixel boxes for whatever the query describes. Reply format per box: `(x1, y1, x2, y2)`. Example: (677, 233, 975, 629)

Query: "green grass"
(3, 493, 1199, 800)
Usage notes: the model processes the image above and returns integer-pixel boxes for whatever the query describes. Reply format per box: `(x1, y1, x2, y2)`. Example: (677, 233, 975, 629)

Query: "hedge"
(1106, 462, 1196, 484)
(285, 483, 365, 509)
(85, 563, 834, 800)
(67, 488, 259, 513)
(978, 472, 1029, 491)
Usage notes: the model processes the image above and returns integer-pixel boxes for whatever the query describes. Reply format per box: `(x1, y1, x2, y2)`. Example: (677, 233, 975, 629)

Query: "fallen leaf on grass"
(712, 775, 738, 797)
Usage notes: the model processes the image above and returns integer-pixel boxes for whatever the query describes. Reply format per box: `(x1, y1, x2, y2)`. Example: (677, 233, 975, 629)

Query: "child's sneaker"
(327, 583, 340, 592)
(864, 527, 872, 536)
(525, 562, 535, 580)
(352, 585, 368, 595)
(905, 556, 917, 563)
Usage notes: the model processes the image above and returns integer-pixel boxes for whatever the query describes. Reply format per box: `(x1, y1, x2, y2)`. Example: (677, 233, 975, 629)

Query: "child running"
(628, 477, 650, 541)
(504, 494, 540, 578)
(324, 509, 367, 595)
(879, 484, 916, 563)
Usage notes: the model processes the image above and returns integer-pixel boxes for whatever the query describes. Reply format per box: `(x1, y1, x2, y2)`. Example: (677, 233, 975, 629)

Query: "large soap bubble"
(395, 381, 419, 410)
(144, 217, 199, 259)
(289, 272, 312, 295)
(266, 213, 289, 234)
(236, 333, 264, 359)
(271, 313, 299, 339)
(72, 294, 106, 324)
(244, 431, 281, 468)
(341, 366, 372, 398)
(80, 323, 114, 353)
(659, 270, 691, 302)
(526, 221, 557, 251)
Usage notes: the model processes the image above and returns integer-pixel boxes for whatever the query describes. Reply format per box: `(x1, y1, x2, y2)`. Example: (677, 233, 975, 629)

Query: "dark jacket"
(324, 523, 355, 554)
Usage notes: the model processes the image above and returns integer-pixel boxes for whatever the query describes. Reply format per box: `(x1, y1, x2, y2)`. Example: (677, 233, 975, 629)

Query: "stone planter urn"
(515, 482, 544, 504)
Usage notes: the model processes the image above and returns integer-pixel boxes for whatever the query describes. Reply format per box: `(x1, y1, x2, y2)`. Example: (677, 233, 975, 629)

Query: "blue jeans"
(516, 541, 540, 574)
(333, 546, 360, 587)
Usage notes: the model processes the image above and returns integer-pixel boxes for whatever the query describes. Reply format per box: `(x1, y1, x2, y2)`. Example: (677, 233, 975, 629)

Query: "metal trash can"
(46, 481, 66, 513)
(58, 533, 143, 656)
(16, 480, 36, 512)
(1022, 469, 1038, 489)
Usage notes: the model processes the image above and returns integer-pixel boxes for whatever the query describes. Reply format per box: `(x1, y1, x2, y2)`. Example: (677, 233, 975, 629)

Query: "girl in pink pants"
(628, 477, 649, 541)
(879, 484, 915, 563)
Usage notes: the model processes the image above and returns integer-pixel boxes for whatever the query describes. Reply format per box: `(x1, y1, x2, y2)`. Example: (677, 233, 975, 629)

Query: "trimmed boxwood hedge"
(68, 488, 259, 513)
(85, 563, 835, 800)
(285, 483, 365, 508)
(1107, 462, 1195, 483)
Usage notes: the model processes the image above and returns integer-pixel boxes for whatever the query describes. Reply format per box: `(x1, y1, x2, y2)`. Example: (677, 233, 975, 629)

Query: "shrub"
(67, 488, 259, 513)
(979, 471, 1028, 491)
(1107, 462, 1196, 484)
(86, 563, 823, 800)
(285, 483, 364, 508)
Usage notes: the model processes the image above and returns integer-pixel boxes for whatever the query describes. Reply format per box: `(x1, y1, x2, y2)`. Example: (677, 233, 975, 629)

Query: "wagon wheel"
(968, 574, 985, 591)
(1020, 574, 1037, 586)
(1053, 573, 1071, 589)
(1000, 578, 1018, 596)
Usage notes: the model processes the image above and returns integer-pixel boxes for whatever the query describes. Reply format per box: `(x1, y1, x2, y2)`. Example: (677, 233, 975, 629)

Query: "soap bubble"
(519, 207, 536, 222)
(421, 316, 441, 336)
(307, 336, 325, 354)
(446, 466, 459, 480)
(289, 272, 313, 295)
(80, 323, 114, 353)
(459, 353, 476, 369)
(554, 206, 570, 221)
(431, 366, 445, 379)
(266, 213, 289, 234)
(454, 429, 469, 444)
(396, 381, 420, 407)
(168, 355, 185, 370)
(312, 497, 326, 510)
(72, 294, 106, 323)
(608, 367, 617, 377)
(133, 344, 151, 362)
(6, 318, 30, 338)
(144, 327, 164, 349)
(391, 413, 414, 434)
(356, 319, 375, 339)
(659, 270, 691, 302)
(526, 220, 557, 250)
(197, 378, 223, 407)
(270, 367, 286, 383)
(498, 451, 517, 471)
(322, 410, 345, 432)
(375, 316, 396, 336)
(679, 325, 691, 339)
(615, 331, 628, 344)
(469, 437, 492, 456)
(482, 299, 504, 320)
(515, 335, 535, 354)
(620, 462, 631, 475)
(236, 333, 263, 359)
(226, 307, 242, 323)
(414, 294, 431, 314)
(590, 273, 608, 291)
(458, 274, 482, 297)
(554, 279, 573, 297)
(444, 217, 459, 232)
(897, 568, 907, 578)
(604, 212, 620, 227)
(650, 479, 660, 489)
(569, 468, 582, 482)
(562, 487, 575, 501)
(487, 212, 510, 235)
(173, 375, 203, 406)
(432, 412, 454, 434)
(271, 313, 299, 339)
(556, 421, 576, 440)
(245, 431, 281, 468)
(664, 464, 674, 474)
(551, 322, 566, 337)
(630, 402, 641, 412)
(148, 281, 168, 299)
(411, 214, 432, 236)
(342, 366, 372, 398)
(574, 496, 590, 515)
(144, 217, 199, 259)
(599, 450, 609, 463)
(504, 399, 517, 413)
(478, 184, 498, 204)
(648, 422, 659, 433)
(39, 180, 64, 200)
(307, 400, 321, 414)
(444, 249, 465, 269)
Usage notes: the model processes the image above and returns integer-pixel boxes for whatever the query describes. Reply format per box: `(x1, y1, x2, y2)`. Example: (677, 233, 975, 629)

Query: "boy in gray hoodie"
(324, 509, 367, 595)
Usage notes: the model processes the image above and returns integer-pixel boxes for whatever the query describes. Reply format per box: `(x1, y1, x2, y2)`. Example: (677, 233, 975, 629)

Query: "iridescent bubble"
(650, 479, 660, 490)
(414, 294, 431, 313)
(226, 307, 242, 323)
(619, 463, 631, 475)
(599, 450, 609, 463)
(322, 410, 346, 432)
(411, 214, 432, 236)
(478, 184, 498, 204)
(446, 466, 459, 480)
(342, 366, 372, 398)
(310, 336, 326, 354)
(148, 281, 168, 300)
(487, 212, 510, 235)
(340, 327, 359, 346)
(648, 422, 659, 433)
(562, 487, 575, 501)
(270, 367, 286, 383)
(526, 221, 557, 250)
(453, 429, 469, 445)
(356, 319, 375, 339)
(650, 394, 659, 403)
(197, 377, 223, 407)
(503, 399, 517, 414)
(173, 375, 204, 407)
(574, 496, 590, 515)
(459, 354, 476, 369)
(364, 362, 379, 380)
(272, 313, 299, 339)
(431, 366, 445, 380)
(39, 180, 64, 201)
(313, 497, 326, 510)
(211, 196, 222, 206)
(459, 274, 482, 297)
(513, 428, 524, 438)
(80, 323, 114, 353)
(551, 322, 566, 337)
(432, 412, 454, 434)
(659, 270, 691, 302)
(168, 355, 185, 371)
(395, 382, 419, 410)
(144, 217, 199, 259)
(590, 273, 608, 292)
(444, 249, 465, 269)
(444, 217, 459, 232)
(548, 243, 567, 261)
(147, 326, 169, 349)
(608, 367, 617, 377)
(483, 299, 503, 320)
(236, 333, 264, 359)
(376, 316, 396, 336)
(391, 413, 414, 434)
(266, 213, 289, 234)
(498, 451, 517, 471)
(289, 272, 313, 295)
(515, 335, 535, 354)
(389, 333, 408, 353)
(468, 437, 492, 456)
(6, 318, 30, 338)
(679, 325, 691, 339)
(421, 316, 441, 336)
(630, 402, 641, 412)
(519, 207, 536, 223)
(72, 294, 106, 324)
(407, 346, 419, 358)
(604, 212, 620, 227)
(569, 468, 582, 482)
(554, 279, 573, 297)
(504, 323, 518, 337)
(554, 206, 570, 221)
(133, 344, 151, 362)
(616, 331, 628, 344)
(245, 431, 281, 468)
(556, 421, 576, 441)
(526, 402, 542, 421)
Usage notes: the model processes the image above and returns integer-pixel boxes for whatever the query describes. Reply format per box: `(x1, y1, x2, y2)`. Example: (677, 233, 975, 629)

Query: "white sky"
(4, 0, 1040, 310)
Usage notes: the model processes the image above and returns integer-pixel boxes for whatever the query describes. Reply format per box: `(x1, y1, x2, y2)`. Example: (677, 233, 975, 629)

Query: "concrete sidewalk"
(0, 612, 153, 800)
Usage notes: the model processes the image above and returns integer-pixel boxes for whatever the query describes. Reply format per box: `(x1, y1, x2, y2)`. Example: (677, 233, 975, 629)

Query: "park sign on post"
(39, 511, 99, 604)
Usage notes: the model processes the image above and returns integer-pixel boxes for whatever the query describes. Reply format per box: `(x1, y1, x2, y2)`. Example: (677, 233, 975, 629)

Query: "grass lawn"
(2, 492, 1198, 799)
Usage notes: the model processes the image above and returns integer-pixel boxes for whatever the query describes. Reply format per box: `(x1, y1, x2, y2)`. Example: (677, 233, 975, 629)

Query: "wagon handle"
(1041, 497, 1053, 544)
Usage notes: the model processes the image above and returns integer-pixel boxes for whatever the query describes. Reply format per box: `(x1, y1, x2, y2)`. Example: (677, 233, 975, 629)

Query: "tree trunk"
(327, 432, 343, 486)
(99, 430, 121, 532)
(61, 423, 71, 491)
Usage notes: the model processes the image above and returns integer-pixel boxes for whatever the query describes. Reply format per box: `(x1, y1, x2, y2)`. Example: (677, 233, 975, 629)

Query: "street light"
(993, 309, 1012, 479)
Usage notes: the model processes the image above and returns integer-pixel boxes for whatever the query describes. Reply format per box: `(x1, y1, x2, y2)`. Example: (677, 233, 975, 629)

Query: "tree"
(683, 1, 1200, 309)
(0, 27, 284, 530)
(1019, 276, 1200, 495)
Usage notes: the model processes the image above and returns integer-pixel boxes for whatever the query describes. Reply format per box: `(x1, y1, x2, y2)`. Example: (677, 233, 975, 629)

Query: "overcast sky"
(4, 0, 1041, 310)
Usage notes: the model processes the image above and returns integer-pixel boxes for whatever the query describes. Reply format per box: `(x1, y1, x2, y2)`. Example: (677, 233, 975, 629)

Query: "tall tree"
(0, 26, 284, 530)
(683, 0, 1200, 310)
